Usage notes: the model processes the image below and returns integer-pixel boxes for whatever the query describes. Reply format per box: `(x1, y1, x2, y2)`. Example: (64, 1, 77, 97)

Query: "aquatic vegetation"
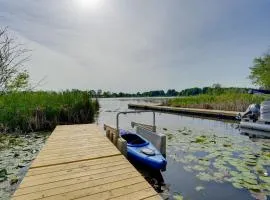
(196, 172, 214, 181)
(194, 135, 207, 143)
(195, 186, 205, 191)
(167, 93, 267, 111)
(183, 166, 193, 172)
(166, 133, 174, 140)
(192, 165, 207, 172)
(0, 132, 49, 198)
(165, 126, 270, 199)
(0, 169, 7, 182)
(9, 175, 18, 185)
(173, 194, 184, 200)
(0, 91, 99, 133)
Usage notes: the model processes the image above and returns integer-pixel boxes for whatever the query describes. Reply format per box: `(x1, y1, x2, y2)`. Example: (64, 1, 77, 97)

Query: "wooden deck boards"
(12, 124, 161, 200)
(128, 103, 240, 120)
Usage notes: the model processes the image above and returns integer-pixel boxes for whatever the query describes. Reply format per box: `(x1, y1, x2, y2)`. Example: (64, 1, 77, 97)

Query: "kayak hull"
(120, 130, 167, 171)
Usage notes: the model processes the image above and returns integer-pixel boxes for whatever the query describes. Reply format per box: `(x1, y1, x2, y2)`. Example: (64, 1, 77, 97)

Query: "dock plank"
(12, 124, 160, 200)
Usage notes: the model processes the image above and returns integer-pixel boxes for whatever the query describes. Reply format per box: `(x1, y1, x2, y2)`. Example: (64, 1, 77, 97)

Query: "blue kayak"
(120, 129, 167, 171)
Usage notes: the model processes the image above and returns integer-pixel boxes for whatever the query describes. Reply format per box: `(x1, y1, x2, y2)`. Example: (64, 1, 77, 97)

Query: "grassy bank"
(0, 91, 99, 133)
(166, 93, 268, 112)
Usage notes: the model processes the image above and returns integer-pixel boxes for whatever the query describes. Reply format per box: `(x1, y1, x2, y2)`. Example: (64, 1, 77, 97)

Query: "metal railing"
(116, 111, 156, 134)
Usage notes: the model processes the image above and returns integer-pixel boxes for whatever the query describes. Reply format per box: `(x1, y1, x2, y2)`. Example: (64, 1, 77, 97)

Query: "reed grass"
(166, 93, 268, 112)
(0, 91, 99, 133)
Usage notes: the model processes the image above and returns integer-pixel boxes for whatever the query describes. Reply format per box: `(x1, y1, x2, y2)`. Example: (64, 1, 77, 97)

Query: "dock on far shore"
(128, 103, 241, 120)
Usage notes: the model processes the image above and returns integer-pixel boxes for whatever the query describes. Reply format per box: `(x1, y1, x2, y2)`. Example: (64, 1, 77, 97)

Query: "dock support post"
(106, 130, 110, 139)
(104, 124, 127, 157)
(117, 137, 127, 157)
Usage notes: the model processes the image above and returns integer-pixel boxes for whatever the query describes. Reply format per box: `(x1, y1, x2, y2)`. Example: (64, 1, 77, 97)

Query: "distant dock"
(128, 103, 241, 120)
(12, 124, 161, 200)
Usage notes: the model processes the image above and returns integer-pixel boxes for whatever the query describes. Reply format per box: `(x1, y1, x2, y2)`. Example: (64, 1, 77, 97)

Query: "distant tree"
(249, 51, 270, 89)
(166, 89, 178, 96)
(102, 91, 111, 98)
(118, 92, 124, 97)
(212, 83, 222, 89)
(0, 27, 30, 92)
(179, 87, 202, 96)
(89, 90, 96, 97)
(202, 87, 210, 94)
(97, 89, 102, 97)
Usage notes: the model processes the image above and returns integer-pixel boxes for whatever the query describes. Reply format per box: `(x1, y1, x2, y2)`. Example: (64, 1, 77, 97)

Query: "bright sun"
(76, 0, 102, 10)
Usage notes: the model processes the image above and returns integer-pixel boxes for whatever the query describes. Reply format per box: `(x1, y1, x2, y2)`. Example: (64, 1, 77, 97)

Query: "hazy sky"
(0, 0, 269, 92)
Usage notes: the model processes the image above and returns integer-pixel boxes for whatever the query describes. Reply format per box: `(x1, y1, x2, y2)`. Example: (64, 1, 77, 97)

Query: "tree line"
(90, 85, 251, 98)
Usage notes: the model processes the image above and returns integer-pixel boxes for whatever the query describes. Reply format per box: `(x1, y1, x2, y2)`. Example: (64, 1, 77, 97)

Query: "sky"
(0, 0, 270, 92)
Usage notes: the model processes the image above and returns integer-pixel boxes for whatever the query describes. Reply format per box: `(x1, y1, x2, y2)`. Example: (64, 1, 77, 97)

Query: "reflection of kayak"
(120, 129, 167, 171)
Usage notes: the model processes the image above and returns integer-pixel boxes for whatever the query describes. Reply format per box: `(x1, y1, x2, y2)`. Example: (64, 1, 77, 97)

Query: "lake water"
(97, 98, 270, 200)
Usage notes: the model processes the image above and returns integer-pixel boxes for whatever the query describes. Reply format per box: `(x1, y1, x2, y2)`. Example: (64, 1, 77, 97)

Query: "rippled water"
(97, 98, 270, 200)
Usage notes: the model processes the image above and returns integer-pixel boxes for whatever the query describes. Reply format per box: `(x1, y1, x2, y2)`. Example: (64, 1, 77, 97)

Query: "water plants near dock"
(166, 93, 268, 112)
(163, 126, 270, 200)
(0, 90, 99, 133)
(0, 132, 50, 199)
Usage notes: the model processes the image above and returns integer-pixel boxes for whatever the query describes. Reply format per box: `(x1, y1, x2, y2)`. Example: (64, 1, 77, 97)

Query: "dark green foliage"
(166, 89, 178, 96)
(95, 87, 251, 98)
(0, 91, 99, 133)
(249, 51, 270, 89)
(178, 87, 202, 96)
(0, 169, 8, 182)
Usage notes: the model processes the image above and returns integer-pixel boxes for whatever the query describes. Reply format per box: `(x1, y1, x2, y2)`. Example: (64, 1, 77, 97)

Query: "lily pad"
(194, 135, 207, 144)
(196, 172, 213, 182)
(195, 186, 205, 191)
(10, 175, 19, 185)
(183, 166, 193, 172)
(232, 182, 244, 189)
(192, 165, 207, 171)
(173, 194, 183, 200)
(259, 176, 270, 184)
(0, 169, 8, 182)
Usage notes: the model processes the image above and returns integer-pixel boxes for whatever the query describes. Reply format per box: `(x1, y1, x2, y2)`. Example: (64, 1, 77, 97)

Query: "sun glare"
(76, 0, 103, 10)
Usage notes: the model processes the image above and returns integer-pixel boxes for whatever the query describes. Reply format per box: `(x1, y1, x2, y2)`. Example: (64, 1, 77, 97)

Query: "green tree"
(0, 27, 30, 92)
(249, 51, 270, 89)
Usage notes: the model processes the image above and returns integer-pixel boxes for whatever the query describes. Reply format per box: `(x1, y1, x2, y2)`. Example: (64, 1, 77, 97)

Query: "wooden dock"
(12, 124, 161, 200)
(128, 103, 241, 120)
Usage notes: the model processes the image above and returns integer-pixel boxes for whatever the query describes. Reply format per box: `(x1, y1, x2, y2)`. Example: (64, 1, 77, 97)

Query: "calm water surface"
(97, 98, 270, 200)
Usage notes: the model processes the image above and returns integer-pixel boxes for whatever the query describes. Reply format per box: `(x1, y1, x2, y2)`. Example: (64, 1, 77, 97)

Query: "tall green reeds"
(166, 93, 268, 111)
(0, 91, 99, 133)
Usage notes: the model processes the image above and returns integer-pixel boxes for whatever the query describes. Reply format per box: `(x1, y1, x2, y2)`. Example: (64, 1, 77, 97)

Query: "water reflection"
(241, 128, 270, 139)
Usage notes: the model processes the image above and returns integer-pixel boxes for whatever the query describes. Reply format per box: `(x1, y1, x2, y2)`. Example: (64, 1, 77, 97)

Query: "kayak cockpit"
(120, 131, 149, 147)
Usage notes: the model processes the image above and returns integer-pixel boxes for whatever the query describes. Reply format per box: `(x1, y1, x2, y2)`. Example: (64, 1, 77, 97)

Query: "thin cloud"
(0, 0, 269, 92)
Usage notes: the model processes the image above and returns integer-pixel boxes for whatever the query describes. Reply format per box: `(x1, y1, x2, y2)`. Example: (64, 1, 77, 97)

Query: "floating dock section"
(128, 103, 240, 120)
(12, 124, 161, 200)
